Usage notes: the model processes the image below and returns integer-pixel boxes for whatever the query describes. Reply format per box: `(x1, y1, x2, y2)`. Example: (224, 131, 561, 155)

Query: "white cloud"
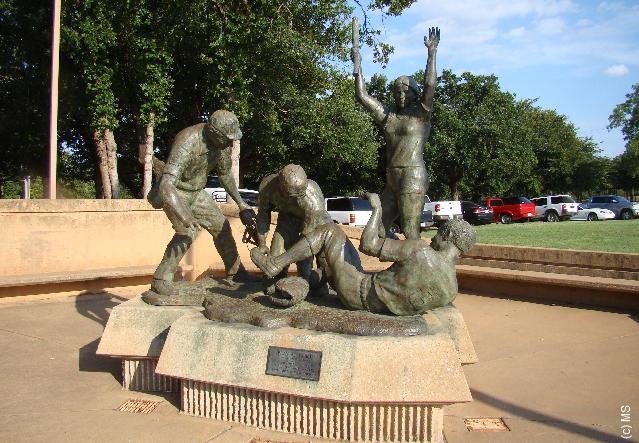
(371, 0, 639, 72)
(536, 17, 565, 34)
(597, 2, 625, 13)
(508, 27, 526, 38)
(604, 64, 629, 76)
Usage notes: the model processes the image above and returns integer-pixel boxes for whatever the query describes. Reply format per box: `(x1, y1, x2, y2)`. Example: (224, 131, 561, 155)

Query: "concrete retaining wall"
(465, 243, 639, 273)
(0, 199, 250, 297)
(0, 199, 636, 310)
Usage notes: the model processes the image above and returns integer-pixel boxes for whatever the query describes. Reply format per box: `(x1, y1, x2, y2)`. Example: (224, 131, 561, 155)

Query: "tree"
(610, 140, 639, 195)
(0, 1, 51, 196)
(426, 70, 537, 200)
(270, 72, 382, 196)
(1, 0, 427, 199)
(609, 84, 639, 145)
(609, 84, 639, 194)
(521, 104, 601, 195)
(571, 146, 613, 201)
(63, 0, 121, 198)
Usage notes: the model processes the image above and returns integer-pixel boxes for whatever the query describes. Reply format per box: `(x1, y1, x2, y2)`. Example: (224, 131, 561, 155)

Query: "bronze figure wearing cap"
(149, 110, 256, 298)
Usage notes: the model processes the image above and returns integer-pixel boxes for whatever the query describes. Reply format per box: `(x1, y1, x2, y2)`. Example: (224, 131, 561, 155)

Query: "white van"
(325, 197, 372, 227)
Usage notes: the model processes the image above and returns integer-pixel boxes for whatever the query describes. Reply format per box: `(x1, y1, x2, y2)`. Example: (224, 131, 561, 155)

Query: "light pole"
(48, 0, 61, 199)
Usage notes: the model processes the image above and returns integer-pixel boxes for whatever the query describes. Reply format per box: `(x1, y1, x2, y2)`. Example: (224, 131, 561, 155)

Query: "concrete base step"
(457, 264, 639, 311)
(459, 257, 639, 281)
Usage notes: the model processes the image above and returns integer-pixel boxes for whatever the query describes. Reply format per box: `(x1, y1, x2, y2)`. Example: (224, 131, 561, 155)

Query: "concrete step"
(459, 257, 639, 281)
(456, 264, 639, 311)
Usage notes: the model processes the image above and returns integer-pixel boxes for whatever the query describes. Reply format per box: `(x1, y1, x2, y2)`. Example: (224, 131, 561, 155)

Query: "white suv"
(325, 197, 372, 227)
(203, 175, 259, 206)
(531, 195, 579, 222)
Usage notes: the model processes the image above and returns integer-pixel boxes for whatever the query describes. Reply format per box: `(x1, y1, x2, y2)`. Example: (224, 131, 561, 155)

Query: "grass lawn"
(422, 219, 639, 253)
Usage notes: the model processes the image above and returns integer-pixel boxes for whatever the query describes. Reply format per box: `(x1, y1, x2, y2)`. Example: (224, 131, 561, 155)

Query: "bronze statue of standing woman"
(351, 18, 440, 239)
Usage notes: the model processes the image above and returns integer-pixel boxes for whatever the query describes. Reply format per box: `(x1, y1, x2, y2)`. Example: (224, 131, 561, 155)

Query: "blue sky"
(349, 0, 638, 158)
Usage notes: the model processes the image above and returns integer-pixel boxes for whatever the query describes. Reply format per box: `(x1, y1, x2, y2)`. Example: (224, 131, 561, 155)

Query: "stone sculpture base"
(97, 296, 203, 391)
(156, 309, 476, 443)
(122, 358, 180, 392)
(181, 380, 443, 442)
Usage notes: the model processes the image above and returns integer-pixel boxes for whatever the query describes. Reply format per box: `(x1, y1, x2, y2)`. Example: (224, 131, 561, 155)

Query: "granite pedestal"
(155, 305, 476, 443)
(96, 296, 203, 391)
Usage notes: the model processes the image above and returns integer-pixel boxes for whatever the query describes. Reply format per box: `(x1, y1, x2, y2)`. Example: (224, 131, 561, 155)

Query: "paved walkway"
(0, 290, 637, 443)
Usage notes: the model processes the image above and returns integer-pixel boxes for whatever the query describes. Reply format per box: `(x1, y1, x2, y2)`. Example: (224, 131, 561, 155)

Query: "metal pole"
(21, 176, 31, 199)
(47, 0, 61, 199)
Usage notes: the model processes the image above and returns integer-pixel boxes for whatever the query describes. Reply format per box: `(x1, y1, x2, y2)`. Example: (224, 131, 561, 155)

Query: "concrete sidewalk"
(0, 290, 637, 443)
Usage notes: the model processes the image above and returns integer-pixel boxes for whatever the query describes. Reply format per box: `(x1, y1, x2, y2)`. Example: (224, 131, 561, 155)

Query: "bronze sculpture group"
(146, 23, 477, 318)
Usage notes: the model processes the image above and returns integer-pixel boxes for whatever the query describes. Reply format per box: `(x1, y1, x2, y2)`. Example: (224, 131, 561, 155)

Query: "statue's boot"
(307, 268, 329, 298)
(151, 232, 195, 295)
(251, 238, 314, 279)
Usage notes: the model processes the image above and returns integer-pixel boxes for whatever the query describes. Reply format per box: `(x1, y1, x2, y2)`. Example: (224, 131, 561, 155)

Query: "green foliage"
(571, 155, 613, 201)
(367, 73, 391, 104)
(0, 1, 51, 185)
(520, 103, 602, 195)
(368, 0, 416, 15)
(611, 139, 639, 193)
(426, 70, 537, 200)
(609, 84, 639, 193)
(272, 72, 382, 196)
(63, 0, 119, 131)
(609, 83, 639, 143)
(152, 0, 379, 195)
(0, 176, 44, 199)
(2, 0, 615, 202)
(368, 69, 612, 202)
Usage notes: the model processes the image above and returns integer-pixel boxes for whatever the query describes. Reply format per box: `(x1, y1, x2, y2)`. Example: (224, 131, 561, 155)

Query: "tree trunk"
(93, 129, 112, 199)
(450, 182, 460, 201)
(231, 139, 240, 188)
(138, 113, 154, 198)
(92, 128, 119, 199)
(105, 129, 120, 198)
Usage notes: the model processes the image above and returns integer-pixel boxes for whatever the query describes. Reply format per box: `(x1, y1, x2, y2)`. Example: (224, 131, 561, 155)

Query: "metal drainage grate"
(464, 417, 510, 432)
(249, 439, 296, 443)
(117, 398, 160, 414)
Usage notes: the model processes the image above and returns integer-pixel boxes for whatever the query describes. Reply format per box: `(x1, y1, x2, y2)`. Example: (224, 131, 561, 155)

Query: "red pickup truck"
(484, 197, 537, 224)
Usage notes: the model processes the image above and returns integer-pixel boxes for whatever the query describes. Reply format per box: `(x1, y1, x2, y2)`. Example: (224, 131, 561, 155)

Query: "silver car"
(584, 195, 636, 220)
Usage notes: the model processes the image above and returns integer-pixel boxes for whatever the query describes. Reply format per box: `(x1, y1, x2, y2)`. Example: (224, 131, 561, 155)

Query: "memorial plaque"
(265, 346, 322, 381)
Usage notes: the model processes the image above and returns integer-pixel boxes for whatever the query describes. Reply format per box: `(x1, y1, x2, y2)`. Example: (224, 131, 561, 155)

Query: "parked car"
(325, 197, 372, 227)
(204, 175, 226, 202)
(583, 195, 637, 220)
(203, 176, 258, 206)
(419, 209, 435, 230)
(388, 210, 434, 234)
(326, 197, 434, 232)
(484, 197, 537, 224)
(460, 201, 493, 225)
(570, 206, 616, 221)
(423, 195, 463, 227)
(530, 195, 579, 222)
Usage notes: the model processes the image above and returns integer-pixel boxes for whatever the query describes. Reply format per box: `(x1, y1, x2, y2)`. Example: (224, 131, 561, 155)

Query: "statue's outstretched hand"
(424, 27, 440, 50)
(239, 208, 256, 226)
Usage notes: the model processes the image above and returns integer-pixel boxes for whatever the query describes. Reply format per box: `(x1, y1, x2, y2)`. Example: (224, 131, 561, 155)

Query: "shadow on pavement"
(76, 293, 128, 382)
(75, 292, 128, 327)
(471, 389, 619, 441)
(460, 290, 638, 319)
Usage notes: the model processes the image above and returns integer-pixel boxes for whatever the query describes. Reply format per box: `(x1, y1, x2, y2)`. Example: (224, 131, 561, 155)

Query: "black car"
(461, 201, 493, 225)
